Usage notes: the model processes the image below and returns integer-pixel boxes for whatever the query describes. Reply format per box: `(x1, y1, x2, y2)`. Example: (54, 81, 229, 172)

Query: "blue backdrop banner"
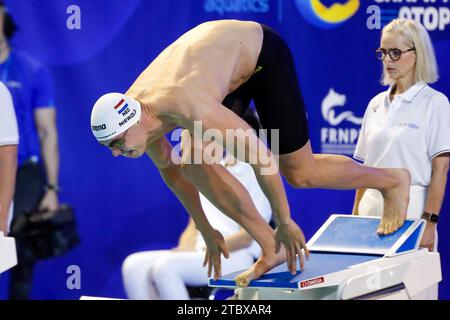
(1, 0, 449, 299)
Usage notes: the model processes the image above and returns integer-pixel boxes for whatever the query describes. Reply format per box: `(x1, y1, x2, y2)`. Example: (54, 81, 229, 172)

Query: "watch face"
(422, 213, 439, 224)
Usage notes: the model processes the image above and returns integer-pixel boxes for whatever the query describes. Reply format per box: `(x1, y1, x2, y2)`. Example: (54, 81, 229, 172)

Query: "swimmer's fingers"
(203, 251, 213, 278)
(294, 242, 304, 271)
(207, 252, 213, 278)
(220, 242, 230, 259)
(213, 250, 222, 280)
(287, 244, 296, 274)
(203, 250, 209, 268)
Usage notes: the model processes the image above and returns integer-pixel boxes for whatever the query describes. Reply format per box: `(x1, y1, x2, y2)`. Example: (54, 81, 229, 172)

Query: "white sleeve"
(353, 96, 377, 162)
(426, 93, 450, 159)
(0, 82, 19, 146)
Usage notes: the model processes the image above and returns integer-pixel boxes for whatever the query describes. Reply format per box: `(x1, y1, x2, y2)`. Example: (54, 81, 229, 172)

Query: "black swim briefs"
(222, 24, 309, 155)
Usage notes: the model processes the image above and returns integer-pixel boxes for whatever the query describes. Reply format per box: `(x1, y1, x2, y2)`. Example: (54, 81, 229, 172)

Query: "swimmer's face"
(101, 123, 146, 158)
(380, 32, 416, 83)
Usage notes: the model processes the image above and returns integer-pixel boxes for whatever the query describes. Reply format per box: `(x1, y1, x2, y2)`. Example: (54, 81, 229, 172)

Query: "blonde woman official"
(353, 19, 450, 300)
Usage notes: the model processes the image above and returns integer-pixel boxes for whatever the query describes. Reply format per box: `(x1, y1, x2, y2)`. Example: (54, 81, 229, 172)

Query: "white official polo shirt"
(0, 81, 19, 232)
(354, 81, 450, 187)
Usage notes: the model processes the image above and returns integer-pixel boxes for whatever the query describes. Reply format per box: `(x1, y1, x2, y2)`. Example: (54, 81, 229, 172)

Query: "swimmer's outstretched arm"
(191, 100, 309, 274)
(145, 136, 230, 279)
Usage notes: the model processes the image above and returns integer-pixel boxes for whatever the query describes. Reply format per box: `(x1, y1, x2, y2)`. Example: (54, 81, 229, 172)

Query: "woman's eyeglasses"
(376, 47, 416, 62)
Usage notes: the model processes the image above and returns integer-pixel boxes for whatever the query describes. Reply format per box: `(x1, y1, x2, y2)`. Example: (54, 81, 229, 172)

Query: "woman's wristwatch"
(422, 212, 439, 224)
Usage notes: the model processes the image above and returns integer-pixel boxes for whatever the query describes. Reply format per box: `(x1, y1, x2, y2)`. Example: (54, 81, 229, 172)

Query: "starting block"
(209, 215, 441, 300)
(0, 232, 17, 274)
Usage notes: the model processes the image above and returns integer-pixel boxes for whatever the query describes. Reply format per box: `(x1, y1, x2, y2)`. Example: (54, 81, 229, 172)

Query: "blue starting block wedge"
(306, 215, 424, 257)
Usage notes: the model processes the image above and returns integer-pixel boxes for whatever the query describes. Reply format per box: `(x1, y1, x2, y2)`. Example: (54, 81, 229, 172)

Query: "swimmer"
(91, 20, 410, 287)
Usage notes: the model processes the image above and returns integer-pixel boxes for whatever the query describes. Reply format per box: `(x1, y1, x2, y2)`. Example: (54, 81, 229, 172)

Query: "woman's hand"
(420, 222, 436, 252)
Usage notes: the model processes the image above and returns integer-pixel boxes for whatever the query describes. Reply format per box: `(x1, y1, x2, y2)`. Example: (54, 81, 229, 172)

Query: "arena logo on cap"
(295, 0, 360, 29)
(113, 98, 130, 116)
(91, 124, 106, 131)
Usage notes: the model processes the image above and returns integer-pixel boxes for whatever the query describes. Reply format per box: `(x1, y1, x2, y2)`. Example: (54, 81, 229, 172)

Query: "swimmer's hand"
(202, 229, 230, 280)
(274, 219, 310, 275)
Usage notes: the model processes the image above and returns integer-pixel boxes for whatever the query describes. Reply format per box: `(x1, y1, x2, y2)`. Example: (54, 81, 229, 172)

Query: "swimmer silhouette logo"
(295, 0, 360, 29)
(320, 89, 363, 155)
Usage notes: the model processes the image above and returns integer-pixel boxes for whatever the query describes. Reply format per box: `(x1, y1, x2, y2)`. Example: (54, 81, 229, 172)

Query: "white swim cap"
(90, 93, 142, 142)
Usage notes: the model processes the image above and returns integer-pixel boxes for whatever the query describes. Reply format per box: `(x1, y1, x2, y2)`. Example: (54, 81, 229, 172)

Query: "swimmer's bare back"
(125, 20, 263, 126)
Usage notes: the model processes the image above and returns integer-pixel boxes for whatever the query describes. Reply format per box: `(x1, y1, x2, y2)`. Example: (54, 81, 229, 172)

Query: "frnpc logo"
(295, 0, 360, 29)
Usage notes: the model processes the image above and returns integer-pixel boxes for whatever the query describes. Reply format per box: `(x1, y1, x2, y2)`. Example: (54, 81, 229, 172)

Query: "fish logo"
(295, 0, 360, 29)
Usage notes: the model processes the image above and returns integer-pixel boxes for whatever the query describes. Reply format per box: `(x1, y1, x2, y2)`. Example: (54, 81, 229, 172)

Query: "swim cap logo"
(295, 0, 360, 29)
(91, 124, 107, 131)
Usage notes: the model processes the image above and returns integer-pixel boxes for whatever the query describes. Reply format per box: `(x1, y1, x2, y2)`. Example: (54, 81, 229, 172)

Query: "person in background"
(0, 81, 18, 236)
(353, 18, 450, 300)
(0, 2, 61, 299)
